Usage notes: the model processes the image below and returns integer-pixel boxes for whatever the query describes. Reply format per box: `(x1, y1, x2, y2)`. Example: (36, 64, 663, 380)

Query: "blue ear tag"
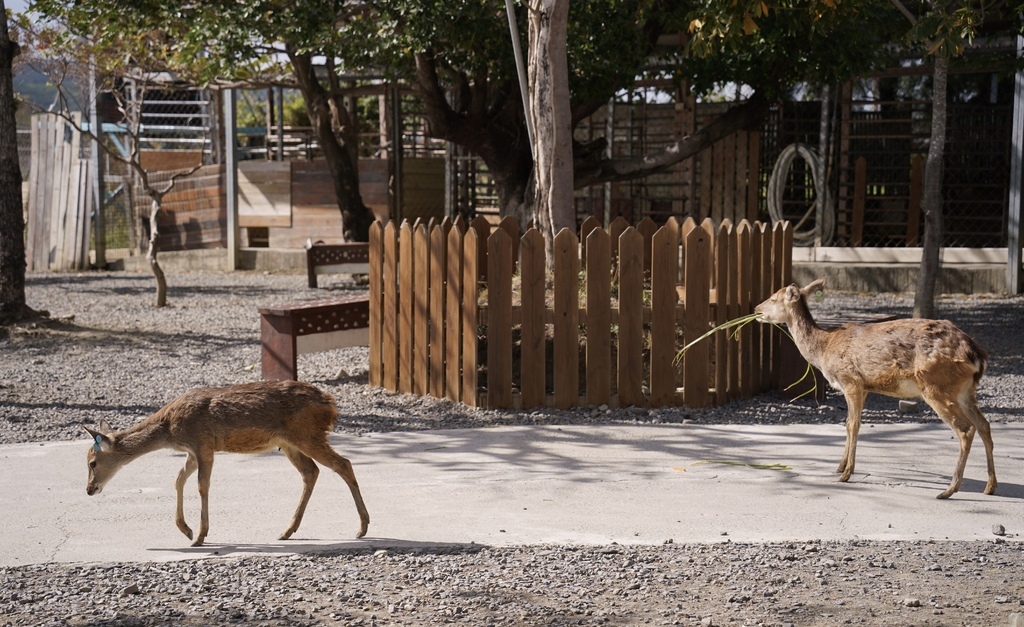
(93, 435, 103, 452)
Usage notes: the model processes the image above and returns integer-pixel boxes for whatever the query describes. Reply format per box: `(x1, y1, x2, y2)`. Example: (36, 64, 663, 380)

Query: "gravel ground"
(2, 270, 1023, 626)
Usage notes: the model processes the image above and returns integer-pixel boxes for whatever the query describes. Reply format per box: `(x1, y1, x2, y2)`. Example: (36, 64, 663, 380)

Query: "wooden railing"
(368, 216, 793, 409)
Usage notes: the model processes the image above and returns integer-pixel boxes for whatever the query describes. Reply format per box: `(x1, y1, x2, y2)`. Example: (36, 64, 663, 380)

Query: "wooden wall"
(155, 164, 226, 251)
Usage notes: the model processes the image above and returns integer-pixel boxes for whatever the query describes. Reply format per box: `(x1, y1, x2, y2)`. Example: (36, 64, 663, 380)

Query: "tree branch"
(573, 94, 771, 189)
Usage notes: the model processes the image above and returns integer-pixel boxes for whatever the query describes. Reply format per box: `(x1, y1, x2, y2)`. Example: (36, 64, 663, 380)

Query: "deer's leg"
(963, 390, 997, 495)
(296, 438, 370, 539)
(922, 390, 974, 499)
(279, 444, 320, 540)
(174, 453, 198, 540)
(192, 449, 215, 547)
(837, 388, 867, 482)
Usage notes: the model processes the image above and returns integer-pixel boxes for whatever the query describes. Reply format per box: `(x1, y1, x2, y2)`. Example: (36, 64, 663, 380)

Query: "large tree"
(0, 0, 27, 324)
(374, 0, 908, 227)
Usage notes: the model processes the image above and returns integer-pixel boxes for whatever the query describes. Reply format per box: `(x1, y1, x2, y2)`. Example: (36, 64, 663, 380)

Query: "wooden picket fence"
(367, 216, 793, 409)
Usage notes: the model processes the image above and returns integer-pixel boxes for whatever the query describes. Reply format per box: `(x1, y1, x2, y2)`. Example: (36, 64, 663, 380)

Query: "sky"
(6, 0, 29, 13)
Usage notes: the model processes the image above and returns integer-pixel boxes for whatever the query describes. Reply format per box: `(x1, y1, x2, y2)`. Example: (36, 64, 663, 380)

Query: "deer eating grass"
(85, 380, 370, 546)
(754, 278, 996, 499)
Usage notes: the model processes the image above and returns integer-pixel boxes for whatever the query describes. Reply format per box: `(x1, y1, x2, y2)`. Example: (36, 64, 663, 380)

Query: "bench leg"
(261, 314, 299, 381)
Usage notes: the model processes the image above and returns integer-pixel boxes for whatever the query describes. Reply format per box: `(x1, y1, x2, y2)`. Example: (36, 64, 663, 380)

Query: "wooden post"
(487, 229, 514, 409)
(585, 228, 611, 407)
(553, 228, 580, 409)
(520, 229, 547, 408)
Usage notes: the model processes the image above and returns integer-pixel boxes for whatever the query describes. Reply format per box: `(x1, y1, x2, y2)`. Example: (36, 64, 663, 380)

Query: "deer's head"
(84, 420, 123, 495)
(754, 278, 826, 325)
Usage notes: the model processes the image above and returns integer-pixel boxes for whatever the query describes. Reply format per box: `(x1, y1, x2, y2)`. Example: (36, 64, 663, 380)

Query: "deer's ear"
(801, 277, 826, 298)
(784, 284, 802, 302)
(97, 419, 114, 435)
(85, 427, 113, 452)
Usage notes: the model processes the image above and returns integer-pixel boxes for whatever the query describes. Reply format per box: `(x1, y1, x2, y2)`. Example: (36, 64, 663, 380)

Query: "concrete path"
(2, 423, 1022, 567)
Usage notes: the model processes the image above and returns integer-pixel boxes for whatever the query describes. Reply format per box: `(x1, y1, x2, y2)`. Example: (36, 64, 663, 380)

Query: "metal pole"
(223, 88, 240, 269)
(504, 0, 534, 153)
(88, 55, 105, 268)
(1009, 35, 1024, 295)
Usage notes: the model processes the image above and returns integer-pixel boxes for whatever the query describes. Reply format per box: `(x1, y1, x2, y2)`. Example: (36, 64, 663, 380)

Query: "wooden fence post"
(399, 222, 415, 394)
(429, 223, 449, 398)
(649, 225, 678, 407)
(461, 227, 480, 407)
(683, 225, 711, 407)
(368, 221, 383, 388)
(487, 229, 514, 409)
(617, 228, 645, 407)
(520, 229, 547, 408)
(383, 222, 399, 391)
(413, 224, 430, 396)
(553, 228, 580, 409)
(445, 226, 463, 402)
(713, 221, 730, 404)
(585, 228, 611, 407)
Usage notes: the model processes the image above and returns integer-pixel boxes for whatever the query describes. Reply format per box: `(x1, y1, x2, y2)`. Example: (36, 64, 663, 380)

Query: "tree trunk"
(914, 54, 948, 319)
(290, 50, 375, 242)
(528, 0, 574, 255)
(0, 4, 27, 324)
(146, 196, 167, 308)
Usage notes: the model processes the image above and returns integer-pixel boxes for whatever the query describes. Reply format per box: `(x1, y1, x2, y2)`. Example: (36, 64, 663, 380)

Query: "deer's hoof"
(984, 480, 997, 495)
(279, 530, 295, 541)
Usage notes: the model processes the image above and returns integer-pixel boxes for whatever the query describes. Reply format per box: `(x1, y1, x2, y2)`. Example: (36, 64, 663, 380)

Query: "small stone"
(993, 524, 1006, 536)
(898, 400, 918, 413)
(121, 584, 140, 596)
(701, 618, 714, 627)
(902, 598, 921, 608)
(1009, 613, 1024, 627)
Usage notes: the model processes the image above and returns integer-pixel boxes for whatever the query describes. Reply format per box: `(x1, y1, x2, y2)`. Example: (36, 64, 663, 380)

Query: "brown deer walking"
(754, 278, 996, 499)
(85, 380, 370, 546)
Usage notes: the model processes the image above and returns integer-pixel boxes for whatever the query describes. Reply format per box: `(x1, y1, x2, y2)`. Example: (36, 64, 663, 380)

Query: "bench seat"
(259, 296, 370, 381)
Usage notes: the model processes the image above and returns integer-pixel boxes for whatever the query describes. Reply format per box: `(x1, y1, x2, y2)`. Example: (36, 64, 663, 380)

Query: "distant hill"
(13, 66, 84, 126)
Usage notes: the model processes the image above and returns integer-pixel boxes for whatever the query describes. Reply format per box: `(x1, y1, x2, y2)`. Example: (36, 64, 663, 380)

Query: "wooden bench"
(306, 242, 370, 288)
(259, 296, 370, 381)
(778, 312, 898, 401)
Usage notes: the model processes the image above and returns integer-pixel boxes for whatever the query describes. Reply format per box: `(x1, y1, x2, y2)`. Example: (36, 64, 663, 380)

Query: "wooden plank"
(368, 223, 383, 387)
(748, 221, 764, 392)
(520, 229, 547, 409)
(428, 224, 448, 398)
(770, 221, 788, 387)
(649, 226, 678, 407)
(26, 115, 40, 270)
(852, 156, 866, 247)
(637, 217, 658, 276)
(758, 222, 773, 391)
(699, 142, 712, 220)
(714, 222, 730, 405)
(413, 224, 430, 396)
(579, 215, 601, 267)
(724, 222, 740, 401)
(585, 228, 611, 407)
(469, 216, 490, 282)
(497, 216, 520, 274)
(41, 116, 58, 268)
(461, 228, 480, 407)
(445, 226, 463, 402)
(399, 222, 415, 394)
(49, 116, 67, 269)
(487, 229, 514, 409)
(608, 216, 629, 271)
(683, 226, 711, 407)
(736, 221, 753, 397)
(553, 229, 580, 409)
(907, 155, 923, 246)
(722, 133, 737, 221)
(62, 114, 83, 270)
(617, 228, 645, 407)
(382, 222, 399, 391)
